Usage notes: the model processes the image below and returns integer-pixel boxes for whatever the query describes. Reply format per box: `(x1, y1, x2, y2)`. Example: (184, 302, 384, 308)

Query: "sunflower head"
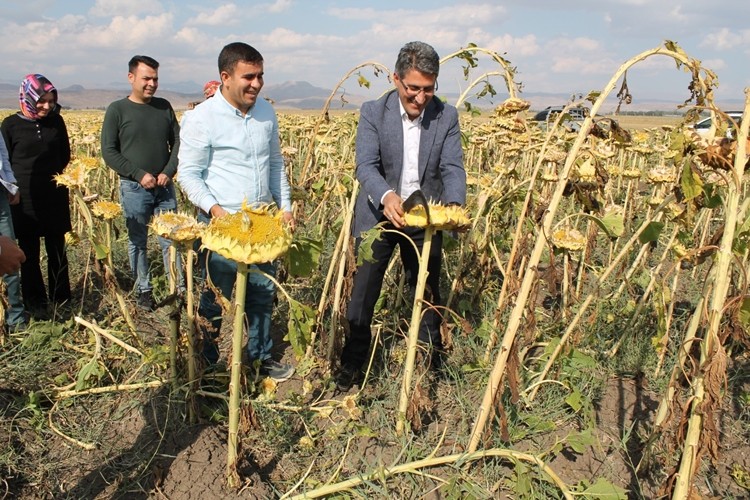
(403, 203, 471, 231)
(495, 97, 531, 116)
(91, 200, 122, 220)
(647, 165, 676, 184)
(54, 156, 98, 189)
(201, 203, 291, 264)
(151, 212, 205, 243)
(551, 227, 586, 252)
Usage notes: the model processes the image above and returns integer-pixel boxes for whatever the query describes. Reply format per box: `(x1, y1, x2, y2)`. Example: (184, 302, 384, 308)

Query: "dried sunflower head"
(91, 200, 122, 220)
(201, 202, 291, 264)
(403, 203, 471, 231)
(495, 97, 531, 116)
(647, 165, 676, 184)
(621, 168, 642, 179)
(54, 156, 98, 189)
(551, 227, 586, 252)
(65, 231, 81, 246)
(151, 212, 205, 243)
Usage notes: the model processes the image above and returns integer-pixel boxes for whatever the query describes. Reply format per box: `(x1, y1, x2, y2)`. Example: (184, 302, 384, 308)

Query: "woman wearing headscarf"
(1, 74, 72, 317)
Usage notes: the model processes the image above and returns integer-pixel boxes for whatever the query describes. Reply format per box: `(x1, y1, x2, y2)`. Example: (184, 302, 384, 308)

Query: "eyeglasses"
(399, 78, 438, 97)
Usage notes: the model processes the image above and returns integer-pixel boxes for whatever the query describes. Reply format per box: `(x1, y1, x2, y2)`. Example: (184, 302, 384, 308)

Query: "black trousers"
(341, 226, 443, 369)
(17, 233, 71, 309)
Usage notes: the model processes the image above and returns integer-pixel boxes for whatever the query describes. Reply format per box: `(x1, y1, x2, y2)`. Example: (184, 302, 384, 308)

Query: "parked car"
(533, 105, 590, 131)
(689, 111, 742, 139)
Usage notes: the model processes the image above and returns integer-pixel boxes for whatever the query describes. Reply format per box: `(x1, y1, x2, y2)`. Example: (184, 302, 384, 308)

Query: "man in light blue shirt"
(178, 42, 294, 382)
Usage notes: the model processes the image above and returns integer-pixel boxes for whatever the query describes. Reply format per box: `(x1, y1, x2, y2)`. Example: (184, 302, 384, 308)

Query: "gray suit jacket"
(353, 90, 466, 237)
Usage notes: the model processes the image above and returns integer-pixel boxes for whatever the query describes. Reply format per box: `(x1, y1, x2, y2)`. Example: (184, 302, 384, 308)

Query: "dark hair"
(394, 41, 440, 79)
(128, 55, 159, 73)
(218, 42, 264, 74)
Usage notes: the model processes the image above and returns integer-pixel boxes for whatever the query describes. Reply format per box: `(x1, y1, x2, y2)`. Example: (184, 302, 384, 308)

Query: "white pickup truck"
(690, 111, 742, 139)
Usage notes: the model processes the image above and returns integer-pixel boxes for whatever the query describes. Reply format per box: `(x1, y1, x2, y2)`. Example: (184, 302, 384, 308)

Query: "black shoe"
(6, 320, 29, 334)
(259, 359, 295, 382)
(335, 364, 363, 391)
(137, 290, 155, 311)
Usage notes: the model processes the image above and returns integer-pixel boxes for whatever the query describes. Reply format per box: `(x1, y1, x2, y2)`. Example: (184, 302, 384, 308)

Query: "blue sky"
(0, 0, 747, 104)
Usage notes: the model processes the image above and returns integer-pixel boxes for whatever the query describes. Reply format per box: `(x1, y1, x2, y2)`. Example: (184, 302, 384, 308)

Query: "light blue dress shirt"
(0, 138, 18, 194)
(177, 89, 291, 214)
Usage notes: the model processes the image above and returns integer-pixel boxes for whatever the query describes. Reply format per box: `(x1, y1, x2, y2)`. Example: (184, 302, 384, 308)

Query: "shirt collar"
(215, 88, 254, 117)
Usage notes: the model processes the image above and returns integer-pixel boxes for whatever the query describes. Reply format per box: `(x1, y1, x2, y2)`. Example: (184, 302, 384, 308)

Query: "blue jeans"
(119, 179, 183, 293)
(0, 195, 25, 326)
(198, 239, 277, 365)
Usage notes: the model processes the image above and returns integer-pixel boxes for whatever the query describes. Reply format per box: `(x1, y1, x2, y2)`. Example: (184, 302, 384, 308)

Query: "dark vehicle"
(533, 105, 590, 122)
(533, 105, 590, 131)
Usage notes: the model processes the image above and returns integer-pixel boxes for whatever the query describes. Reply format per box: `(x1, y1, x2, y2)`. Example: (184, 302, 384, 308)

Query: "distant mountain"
(167, 81, 207, 94)
(0, 80, 363, 111)
(0, 81, 742, 113)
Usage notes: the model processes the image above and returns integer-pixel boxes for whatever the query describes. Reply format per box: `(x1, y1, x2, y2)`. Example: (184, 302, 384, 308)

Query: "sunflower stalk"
(396, 225, 434, 435)
(184, 246, 198, 423)
(468, 42, 713, 453)
(92, 198, 137, 333)
(227, 262, 248, 488)
(286, 448, 573, 500)
(671, 89, 750, 500)
(527, 197, 673, 402)
(168, 245, 180, 391)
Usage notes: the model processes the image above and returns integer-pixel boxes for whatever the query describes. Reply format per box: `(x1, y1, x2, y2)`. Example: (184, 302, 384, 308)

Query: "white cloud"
(89, 0, 163, 17)
(264, 0, 293, 13)
(186, 4, 241, 26)
(668, 5, 689, 23)
(700, 28, 750, 50)
(331, 4, 505, 27)
(78, 14, 175, 48)
(474, 33, 540, 57)
(550, 56, 611, 75)
(173, 27, 219, 54)
(702, 58, 726, 71)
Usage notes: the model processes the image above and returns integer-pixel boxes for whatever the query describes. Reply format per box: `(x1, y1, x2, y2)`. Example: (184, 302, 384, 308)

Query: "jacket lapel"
(384, 91, 404, 191)
(418, 98, 439, 180)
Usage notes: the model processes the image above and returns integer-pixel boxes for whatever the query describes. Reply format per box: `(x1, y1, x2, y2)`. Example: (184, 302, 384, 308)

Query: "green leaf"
(353, 424, 377, 438)
(357, 74, 371, 89)
(286, 237, 323, 278)
(513, 461, 532, 497)
(739, 297, 750, 330)
(92, 241, 109, 260)
(702, 183, 722, 209)
(567, 348, 597, 369)
(567, 428, 595, 454)
(75, 357, 105, 391)
(357, 227, 382, 265)
(585, 90, 601, 104)
(680, 159, 704, 201)
(638, 221, 664, 244)
(586, 212, 624, 239)
(285, 299, 315, 357)
(566, 389, 584, 412)
(579, 477, 629, 499)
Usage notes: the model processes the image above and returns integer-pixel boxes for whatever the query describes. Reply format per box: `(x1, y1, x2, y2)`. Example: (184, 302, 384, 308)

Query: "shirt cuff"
(380, 189, 394, 207)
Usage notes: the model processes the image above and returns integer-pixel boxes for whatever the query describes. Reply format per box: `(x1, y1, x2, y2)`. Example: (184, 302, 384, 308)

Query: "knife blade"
(401, 189, 431, 225)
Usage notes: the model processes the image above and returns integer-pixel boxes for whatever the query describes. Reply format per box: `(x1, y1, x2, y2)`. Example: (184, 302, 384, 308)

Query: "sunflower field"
(0, 41, 749, 499)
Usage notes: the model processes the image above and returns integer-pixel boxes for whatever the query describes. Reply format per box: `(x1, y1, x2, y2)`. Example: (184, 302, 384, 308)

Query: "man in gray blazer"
(337, 41, 467, 390)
